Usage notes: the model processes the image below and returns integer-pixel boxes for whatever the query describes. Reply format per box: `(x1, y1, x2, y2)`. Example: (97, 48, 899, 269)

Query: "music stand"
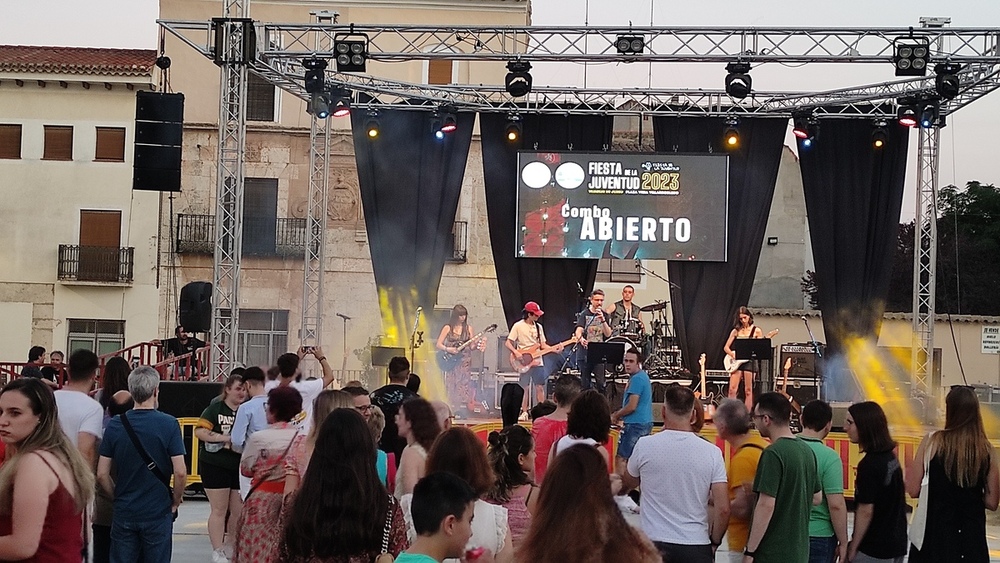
(733, 339, 773, 389)
(587, 341, 625, 367)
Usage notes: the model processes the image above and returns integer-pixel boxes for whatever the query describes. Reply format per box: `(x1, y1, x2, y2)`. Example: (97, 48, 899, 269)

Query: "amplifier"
(780, 343, 824, 354)
(705, 369, 730, 380)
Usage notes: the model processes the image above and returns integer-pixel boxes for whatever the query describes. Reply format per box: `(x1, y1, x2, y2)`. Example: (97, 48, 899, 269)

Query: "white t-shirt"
(264, 378, 325, 434)
(401, 495, 508, 563)
(507, 320, 546, 367)
(554, 434, 599, 456)
(54, 389, 103, 447)
(626, 429, 727, 545)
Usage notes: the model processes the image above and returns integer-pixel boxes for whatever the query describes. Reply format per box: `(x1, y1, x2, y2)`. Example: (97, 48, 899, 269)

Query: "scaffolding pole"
(911, 125, 939, 397)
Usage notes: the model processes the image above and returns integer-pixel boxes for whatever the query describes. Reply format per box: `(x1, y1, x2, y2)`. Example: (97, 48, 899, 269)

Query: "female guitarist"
(724, 306, 763, 410)
(436, 304, 480, 413)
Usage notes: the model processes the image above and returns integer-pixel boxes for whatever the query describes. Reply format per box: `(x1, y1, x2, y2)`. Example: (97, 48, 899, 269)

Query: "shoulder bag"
(120, 411, 178, 520)
(909, 432, 935, 550)
(374, 495, 396, 563)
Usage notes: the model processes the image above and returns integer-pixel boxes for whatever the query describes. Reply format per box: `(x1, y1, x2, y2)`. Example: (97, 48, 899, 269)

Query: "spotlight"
(615, 35, 645, 55)
(302, 58, 327, 94)
(723, 117, 740, 149)
(897, 106, 918, 127)
(724, 62, 752, 99)
(893, 37, 930, 77)
(308, 91, 331, 119)
(919, 100, 940, 128)
(334, 36, 368, 72)
(504, 115, 522, 143)
(364, 111, 379, 139)
(935, 62, 962, 100)
(505, 60, 533, 98)
(329, 87, 351, 118)
(791, 112, 811, 140)
(872, 120, 888, 149)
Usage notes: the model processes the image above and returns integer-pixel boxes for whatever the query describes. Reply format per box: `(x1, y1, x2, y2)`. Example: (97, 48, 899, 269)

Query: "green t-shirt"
(751, 436, 820, 563)
(801, 436, 845, 538)
(395, 553, 440, 563)
(197, 400, 241, 472)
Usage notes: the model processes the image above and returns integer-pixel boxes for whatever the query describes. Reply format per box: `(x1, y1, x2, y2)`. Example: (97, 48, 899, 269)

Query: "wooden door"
(79, 210, 121, 281)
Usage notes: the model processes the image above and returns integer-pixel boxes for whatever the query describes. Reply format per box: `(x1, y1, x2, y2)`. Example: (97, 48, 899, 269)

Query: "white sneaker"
(212, 548, 230, 563)
(518, 411, 529, 421)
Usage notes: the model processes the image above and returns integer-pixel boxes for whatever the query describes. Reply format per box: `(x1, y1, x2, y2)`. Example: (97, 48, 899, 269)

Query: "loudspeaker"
(179, 281, 213, 332)
(133, 91, 184, 192)
(157, 380, 222, 418)
(783, 379, 820, 406)
(371, 346, 405, 367)
(779, 344, 824, 379)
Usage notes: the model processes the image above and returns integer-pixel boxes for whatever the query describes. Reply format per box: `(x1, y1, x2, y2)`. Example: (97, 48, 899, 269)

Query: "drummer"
(606, 285, 644, 337)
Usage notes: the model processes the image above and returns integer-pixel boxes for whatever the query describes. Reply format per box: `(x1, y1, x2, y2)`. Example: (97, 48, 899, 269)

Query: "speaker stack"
(778, 343, 825, 406)
(133, 91, 184, 192)
(179, 281, 213, 333)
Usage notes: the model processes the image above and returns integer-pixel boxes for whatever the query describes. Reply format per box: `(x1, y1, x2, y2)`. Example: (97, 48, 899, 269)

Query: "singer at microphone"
(574, 288, 614, 393)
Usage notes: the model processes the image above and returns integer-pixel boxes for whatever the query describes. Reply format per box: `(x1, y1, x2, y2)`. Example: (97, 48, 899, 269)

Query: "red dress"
(0, 455, 83, 562)
(531, 416, 568, 484)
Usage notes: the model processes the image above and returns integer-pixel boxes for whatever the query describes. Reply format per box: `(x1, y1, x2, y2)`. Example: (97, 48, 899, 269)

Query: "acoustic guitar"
(696, 353, 715, 421)
(777, 357, 802, 414)
(508, 337, 577, 374)
(723, 329, 779, 373)
(437, 324, 497, 371)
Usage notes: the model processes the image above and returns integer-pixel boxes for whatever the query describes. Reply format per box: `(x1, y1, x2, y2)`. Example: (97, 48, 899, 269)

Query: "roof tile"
(0, 45, 157, 77)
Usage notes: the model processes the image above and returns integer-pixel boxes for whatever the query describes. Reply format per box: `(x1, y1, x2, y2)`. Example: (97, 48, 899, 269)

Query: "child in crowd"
(397, 472, 478, 563)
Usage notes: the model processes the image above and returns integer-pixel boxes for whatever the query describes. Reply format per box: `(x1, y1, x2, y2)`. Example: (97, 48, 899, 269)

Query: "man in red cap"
(505, 301, 564, 418)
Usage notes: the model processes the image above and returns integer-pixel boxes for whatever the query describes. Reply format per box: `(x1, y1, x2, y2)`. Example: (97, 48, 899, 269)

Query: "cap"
(523, 301, 544, 316)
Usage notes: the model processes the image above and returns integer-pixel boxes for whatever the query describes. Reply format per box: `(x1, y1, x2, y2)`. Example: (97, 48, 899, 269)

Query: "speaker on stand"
(179, 281, 213, 333)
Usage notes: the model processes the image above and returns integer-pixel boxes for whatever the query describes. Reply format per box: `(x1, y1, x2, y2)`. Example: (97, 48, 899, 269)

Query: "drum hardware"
(639, 301, 668, 312)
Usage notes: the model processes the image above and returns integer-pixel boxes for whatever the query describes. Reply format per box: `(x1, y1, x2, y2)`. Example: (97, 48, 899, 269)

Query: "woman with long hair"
(906, 386, 1000, 562)
(486, 425, 538, 548)
(436, 304, 481, 414)
(723, 306, 763, 409)
(95, 356, 132, 421)
(196, 372, 247, 563)
(394, 398, 441, 499)
(518, 444, 659, 563)
(845, 401, 908, 563)
(233, 385, 303, 563)
(278, 408, 407, 562)
(402, 427, 514, 563)
(550, 389, 611, 467)
(285, 390, 354, 490)
(92, 355, 133, 562)
(0, 377, 95, 561)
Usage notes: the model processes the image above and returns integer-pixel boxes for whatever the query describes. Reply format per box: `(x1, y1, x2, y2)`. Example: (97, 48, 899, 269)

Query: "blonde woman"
(284, 390, 354, 491)
(0, 377, 95, 561)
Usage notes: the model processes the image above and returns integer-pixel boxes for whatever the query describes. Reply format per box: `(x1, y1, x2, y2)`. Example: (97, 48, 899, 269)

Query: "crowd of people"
(3, 343, 1000, 563)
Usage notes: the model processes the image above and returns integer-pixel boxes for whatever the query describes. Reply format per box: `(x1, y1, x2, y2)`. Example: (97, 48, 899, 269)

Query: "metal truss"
(300, 12, 333, 353)
(911, 126, 940, 397)
(210, 13, 250, 380)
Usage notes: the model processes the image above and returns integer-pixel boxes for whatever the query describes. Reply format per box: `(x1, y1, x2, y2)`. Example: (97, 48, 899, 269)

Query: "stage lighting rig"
(896, 97, 919, 127)
(365, 110, 380, 139)
(723, 116, 740, 148)
(302, 58, 327, 94)
(935, 62, 962, 100)
(505, 60, 533, 98)
(505, 114, 522, 143)
(615, 35, 645, 56)
(872, 120, 888, 149)
(438, 105, 458, 134)
(893, 37, 930, 77)
(307, 91, 331, 118)
(329, 87, 351, 118)
(334, 35, 369, 72)
(791, 111, 811, 140)
(724, 62, 752, 99)
(919, 100, 940, 128)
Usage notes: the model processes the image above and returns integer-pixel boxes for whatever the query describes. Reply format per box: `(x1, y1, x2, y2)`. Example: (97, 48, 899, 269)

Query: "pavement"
(170, 494, 1000, 562)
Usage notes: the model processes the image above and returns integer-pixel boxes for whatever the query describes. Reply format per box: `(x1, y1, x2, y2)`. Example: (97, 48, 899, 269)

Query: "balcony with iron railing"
(176, 214, 308, 257)
(57, 245, 134, 284)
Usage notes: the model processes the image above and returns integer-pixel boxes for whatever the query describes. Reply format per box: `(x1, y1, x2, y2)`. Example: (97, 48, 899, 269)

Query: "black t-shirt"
(20, 364, 44, 379)
(39, 366, 60, 382)
(164, 336, 205, 357)
(371, 384, 418, 464)
(575, 308, 607, 344)
(854, 449, 908, 558)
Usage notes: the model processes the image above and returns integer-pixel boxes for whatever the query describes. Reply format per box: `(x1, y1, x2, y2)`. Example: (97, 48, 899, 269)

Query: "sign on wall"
(515, 151, 729, 261)
(982, 326, 1000, 354)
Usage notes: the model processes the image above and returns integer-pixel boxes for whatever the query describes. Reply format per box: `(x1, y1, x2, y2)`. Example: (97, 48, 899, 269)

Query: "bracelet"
(316, 356, 327, 362)
(743, 548, 756, 557)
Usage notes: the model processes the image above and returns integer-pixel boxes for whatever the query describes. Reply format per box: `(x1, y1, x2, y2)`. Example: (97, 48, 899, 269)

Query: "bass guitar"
(509, 337, 577, 374)
(723, 329, 779, 373)
(696, 353, 715, 421)
(777, 357, 802, 414)
(437, 324, 497, 371)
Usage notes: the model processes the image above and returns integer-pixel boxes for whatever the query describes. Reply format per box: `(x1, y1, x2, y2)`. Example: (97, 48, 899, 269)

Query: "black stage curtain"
(352, 109, 475, 342)
(480, 113, 613, 341)
(798, 119, 908, 366)
(654, 117, 787, 373)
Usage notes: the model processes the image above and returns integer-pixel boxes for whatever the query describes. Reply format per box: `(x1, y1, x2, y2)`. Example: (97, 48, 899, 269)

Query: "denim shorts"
(617, 422, 653, 459)
(519, 366, 548, 387)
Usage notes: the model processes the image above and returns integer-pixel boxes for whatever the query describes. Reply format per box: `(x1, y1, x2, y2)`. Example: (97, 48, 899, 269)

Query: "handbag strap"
(120, 411, 172, 498)
(381, 495, 394, 553)
(246, 430, 300, 499)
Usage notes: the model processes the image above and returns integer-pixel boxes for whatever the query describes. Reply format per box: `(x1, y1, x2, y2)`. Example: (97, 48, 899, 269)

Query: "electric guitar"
(437, 324, 497, 371)
(696, 353, 715, 421)
(723, 329, 779, 373)
(778, 357, 802, 414)
(509, 336, 578, 374)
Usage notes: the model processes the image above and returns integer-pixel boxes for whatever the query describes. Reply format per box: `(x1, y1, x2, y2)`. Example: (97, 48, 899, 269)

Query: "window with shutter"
(428, 59, 453, 85)
(43, 125, 73, 161)
(0, 124, 21, 159)
(95, 127, 126, 162)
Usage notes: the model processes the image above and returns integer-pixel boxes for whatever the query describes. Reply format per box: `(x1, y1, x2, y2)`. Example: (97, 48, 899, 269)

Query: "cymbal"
(640, 301, 667, 312)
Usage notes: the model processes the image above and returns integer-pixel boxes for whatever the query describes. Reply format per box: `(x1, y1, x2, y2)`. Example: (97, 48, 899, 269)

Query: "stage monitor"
(515, 151, 729, 261)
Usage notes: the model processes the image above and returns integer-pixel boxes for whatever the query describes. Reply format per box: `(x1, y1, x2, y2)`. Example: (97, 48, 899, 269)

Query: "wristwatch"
(743, 548, 756, 558)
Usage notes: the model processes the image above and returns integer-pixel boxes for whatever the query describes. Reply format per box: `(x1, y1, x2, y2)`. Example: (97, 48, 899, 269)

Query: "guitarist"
(506, 301, 563, 417)
(574, 289, 614, 393)
(723, 306, 763, 410)
(435, 304, 478, 413)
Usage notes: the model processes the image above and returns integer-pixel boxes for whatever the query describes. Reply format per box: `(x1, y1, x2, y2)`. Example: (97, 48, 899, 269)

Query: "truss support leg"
(911, 126, 940, 402)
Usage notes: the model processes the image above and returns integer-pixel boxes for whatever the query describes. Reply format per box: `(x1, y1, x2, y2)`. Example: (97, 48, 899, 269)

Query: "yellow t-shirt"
(727, 435, 768, 551)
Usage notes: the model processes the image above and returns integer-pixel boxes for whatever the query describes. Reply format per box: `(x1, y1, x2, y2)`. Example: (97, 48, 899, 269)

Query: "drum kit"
(608, 300, 684, 379)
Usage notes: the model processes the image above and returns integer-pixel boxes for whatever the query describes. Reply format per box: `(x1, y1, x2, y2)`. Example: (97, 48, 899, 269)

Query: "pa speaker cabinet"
(179, 281, 213, 333)
(133, 91, 184, 192)
(158, 380, 222, 418)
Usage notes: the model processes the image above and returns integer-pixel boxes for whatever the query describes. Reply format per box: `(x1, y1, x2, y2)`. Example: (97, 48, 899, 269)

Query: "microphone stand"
(801, 316, 823, 399)
(337, 313, 351, 374)
(635, 261, 679, 340)
(559, 307, 600, 374)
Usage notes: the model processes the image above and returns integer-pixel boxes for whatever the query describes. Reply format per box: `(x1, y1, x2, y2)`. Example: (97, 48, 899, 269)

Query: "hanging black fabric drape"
(798, 119, 908, 395)
(352, 109, 475, 343)
(480, 112, 613, 341)
(654, 116, 787, 373)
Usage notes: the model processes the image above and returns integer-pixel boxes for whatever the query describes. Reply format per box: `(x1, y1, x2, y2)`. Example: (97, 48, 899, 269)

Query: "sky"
(2, 0, 999, 221)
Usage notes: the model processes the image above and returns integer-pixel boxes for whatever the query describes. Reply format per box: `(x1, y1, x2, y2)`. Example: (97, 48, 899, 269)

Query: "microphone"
(336, 313, 351, 320)
(416, 307, 423, 313)
(800, 316, 808, 321)
(577, 282, 583, 294)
